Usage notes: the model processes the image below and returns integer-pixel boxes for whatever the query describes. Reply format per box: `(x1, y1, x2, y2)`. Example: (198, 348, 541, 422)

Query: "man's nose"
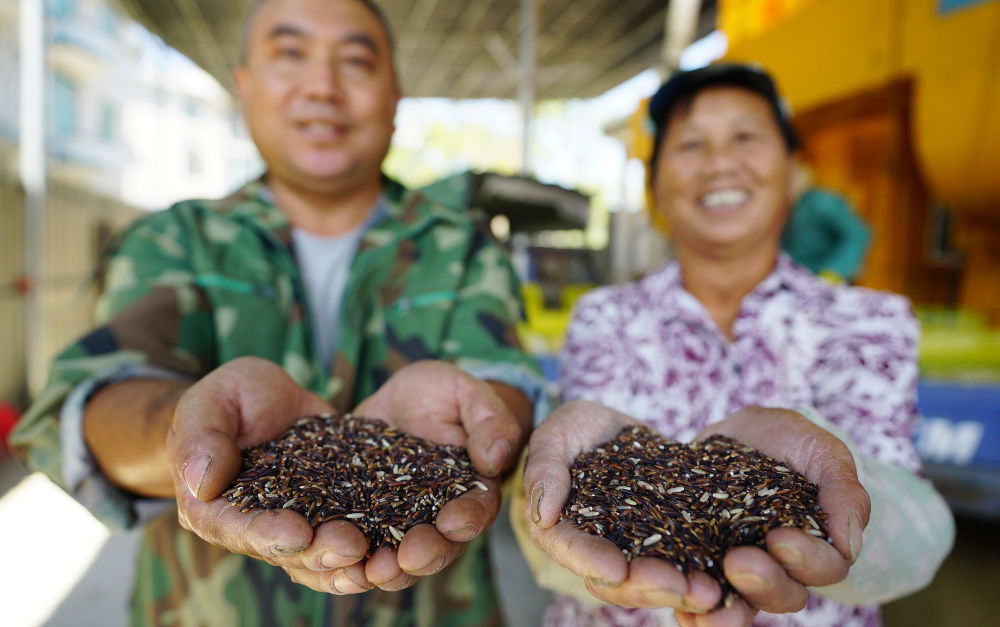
(303, 58, 344, 102)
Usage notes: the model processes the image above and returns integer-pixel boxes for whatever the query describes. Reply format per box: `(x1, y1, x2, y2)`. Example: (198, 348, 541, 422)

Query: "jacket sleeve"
(442, 229, 552, 422)
(9, 207, 216, 530)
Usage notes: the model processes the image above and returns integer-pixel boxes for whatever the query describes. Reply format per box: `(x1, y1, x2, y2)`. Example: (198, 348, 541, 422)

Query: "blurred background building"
(1, 0, 998, 625)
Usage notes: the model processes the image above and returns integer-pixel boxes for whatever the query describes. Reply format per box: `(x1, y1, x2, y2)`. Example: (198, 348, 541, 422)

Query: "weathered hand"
(523, 400, 721, 613)
(351, 360, 527, 591)
(166, 356, 372, 595)
(524, 402, 870, 626)
(674, 407, 870, 627)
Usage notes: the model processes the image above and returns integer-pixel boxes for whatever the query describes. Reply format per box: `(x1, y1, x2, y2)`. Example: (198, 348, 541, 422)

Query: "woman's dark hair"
(647, 63, 800, 181)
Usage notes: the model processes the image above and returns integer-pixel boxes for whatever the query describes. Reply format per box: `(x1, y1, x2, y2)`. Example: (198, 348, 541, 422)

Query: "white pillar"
(518, 0, 537, 175)
(20, 0, 46, 396)
(662, 0, 703, 75)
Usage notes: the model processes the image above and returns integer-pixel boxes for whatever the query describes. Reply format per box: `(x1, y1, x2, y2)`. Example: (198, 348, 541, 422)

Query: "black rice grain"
(223, 413, 485, 555)
(563, 425, 831, 608)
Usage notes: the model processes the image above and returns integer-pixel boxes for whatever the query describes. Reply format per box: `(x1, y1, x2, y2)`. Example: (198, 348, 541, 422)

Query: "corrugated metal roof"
(116, 0, 716, 99)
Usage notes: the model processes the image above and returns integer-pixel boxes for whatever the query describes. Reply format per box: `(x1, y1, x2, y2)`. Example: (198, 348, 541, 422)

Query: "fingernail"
(384, 571, 414, 591)
(680, 600, 710, 614)
(488, 440, 510, 475)
(772, 542, 805, 569)
(330, 569, 355, 594)
(586, 576, 619, 588)
(638, 588, 684, 607)
(442, 523, 476, 540)
(530, 481, 544, 524)
(182, 454, 212, 499)
(848, 509, 864, 564)
(729, 571, 773, 593)
(270, 543, 307, 555)
(415, 552, 446, 575)
(320, 550, 360, 569)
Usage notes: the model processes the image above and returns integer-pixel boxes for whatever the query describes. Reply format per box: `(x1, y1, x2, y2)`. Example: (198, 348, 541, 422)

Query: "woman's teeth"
(701, 189, 749, 209)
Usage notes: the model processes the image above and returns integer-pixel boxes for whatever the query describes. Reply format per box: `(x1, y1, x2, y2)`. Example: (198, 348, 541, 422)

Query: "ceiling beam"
(176, 0, 238, 90)
(396, 0, 443, 79)
(418, 0, 497, 97)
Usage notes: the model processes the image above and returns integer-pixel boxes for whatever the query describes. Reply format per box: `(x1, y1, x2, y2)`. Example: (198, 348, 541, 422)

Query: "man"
(10, 0, 546, 624)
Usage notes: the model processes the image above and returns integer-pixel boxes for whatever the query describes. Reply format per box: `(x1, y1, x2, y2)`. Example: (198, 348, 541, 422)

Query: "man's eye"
(277, 47, 304, 60)
(734, 131, 757, 143)
(679, 140, 703, 151)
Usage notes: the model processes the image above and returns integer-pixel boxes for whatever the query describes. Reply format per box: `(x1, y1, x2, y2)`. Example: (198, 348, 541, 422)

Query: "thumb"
(460, 377, 523, 478)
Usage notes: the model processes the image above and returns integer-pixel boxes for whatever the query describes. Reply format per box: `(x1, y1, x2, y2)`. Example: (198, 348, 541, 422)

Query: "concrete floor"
(882, 515, 1000, 627)
(1, 454, 996, 627)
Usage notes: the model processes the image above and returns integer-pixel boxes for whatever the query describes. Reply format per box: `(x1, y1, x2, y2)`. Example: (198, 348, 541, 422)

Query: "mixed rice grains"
(563, 425, 831, 608)
(223, 413, 488, 555)
(224, 414, 829, 609)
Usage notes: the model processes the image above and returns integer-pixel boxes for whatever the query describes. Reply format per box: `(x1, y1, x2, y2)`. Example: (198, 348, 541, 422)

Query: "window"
(98, 101, 117, 142)
(49, 0, 75, 20)
(52, 73, 77, 139)
(100, 8, 118, 37)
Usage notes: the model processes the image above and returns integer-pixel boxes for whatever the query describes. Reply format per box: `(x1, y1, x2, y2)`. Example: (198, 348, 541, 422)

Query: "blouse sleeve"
(558, 288, 632, 404)
(810, 290, 923, 473)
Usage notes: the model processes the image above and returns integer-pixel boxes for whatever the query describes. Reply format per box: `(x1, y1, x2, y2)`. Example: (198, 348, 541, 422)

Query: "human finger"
(396, 524, 467, 576)
(365, 546, 419, 591)
(169, 357, 334, 502)
(765, 527, 850, 586)
(675, 596, 757, 627)
(434, 476, 500, 542)
(524, 400, 640, 528)
(284, 562, 373, 595)
(295, 520, 369, 571)
(527, 519, 628, 586)
(722, 545, 809, 614)
(584, 556, 718, 610)
(698, 407, 870, 564)
(174, 485, 314, 566)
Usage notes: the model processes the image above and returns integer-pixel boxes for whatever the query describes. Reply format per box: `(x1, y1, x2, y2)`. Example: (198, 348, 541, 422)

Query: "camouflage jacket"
(11, 176, 545, 626)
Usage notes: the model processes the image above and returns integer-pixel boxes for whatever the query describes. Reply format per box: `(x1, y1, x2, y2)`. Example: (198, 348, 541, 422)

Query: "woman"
(515, 64, 953, 627)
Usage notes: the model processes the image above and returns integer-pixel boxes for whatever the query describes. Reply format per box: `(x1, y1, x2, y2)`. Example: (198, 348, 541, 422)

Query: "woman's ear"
(789, 156, 808, 204)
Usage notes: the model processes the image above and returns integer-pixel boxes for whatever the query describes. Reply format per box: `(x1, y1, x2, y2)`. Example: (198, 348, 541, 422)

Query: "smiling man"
(9, 0, 546, 625)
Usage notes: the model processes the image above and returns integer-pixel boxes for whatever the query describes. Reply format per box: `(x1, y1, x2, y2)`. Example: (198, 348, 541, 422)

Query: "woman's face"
(653, 86, 795, 258)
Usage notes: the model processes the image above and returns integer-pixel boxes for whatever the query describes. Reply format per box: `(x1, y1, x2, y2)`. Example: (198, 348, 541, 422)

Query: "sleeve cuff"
(60, 363, 191, 531)
(793, 407, 955, 605)
(457, 359, 554, 426)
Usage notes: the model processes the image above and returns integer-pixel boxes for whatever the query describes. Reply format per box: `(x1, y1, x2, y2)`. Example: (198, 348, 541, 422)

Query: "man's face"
(653, 86, 795, 258)
(235, 0, 399, 194)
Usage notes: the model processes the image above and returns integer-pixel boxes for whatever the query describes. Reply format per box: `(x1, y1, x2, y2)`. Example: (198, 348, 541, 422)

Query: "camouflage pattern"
(10, 175, 543, 626)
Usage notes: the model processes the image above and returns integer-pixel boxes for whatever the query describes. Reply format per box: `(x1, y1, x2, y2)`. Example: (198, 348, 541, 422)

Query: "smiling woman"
(515, 63, 954, 627)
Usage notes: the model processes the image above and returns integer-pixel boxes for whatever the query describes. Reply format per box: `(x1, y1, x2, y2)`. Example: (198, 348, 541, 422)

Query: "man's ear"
(233, 66, 249, 103)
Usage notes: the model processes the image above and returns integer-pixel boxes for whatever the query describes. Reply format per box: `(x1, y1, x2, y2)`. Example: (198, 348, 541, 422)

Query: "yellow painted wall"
(721, 0, 1000, 214)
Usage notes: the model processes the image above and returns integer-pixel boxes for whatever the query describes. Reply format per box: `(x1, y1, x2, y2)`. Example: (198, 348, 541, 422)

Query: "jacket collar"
(216, 173, 467, 250)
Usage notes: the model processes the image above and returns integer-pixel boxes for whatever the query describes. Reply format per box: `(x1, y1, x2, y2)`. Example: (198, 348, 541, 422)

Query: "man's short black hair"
(647, 63, 799, 180)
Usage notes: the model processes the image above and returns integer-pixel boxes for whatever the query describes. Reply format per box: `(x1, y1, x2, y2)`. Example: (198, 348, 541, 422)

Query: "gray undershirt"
(291, 200, 386, 367)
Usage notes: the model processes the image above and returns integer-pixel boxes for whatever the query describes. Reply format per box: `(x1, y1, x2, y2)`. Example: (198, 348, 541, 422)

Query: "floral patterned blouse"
(549, 254, 922, 627)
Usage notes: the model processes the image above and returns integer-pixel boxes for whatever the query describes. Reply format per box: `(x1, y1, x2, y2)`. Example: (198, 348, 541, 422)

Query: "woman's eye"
(343, 56, 375, 70)
(734, 131, 756, 143)
(679, 140, 703, 151)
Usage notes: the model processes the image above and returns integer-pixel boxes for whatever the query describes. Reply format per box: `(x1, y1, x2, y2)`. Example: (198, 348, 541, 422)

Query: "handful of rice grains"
(223, 413, 488, 555)
(562, 425, 831, 608)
